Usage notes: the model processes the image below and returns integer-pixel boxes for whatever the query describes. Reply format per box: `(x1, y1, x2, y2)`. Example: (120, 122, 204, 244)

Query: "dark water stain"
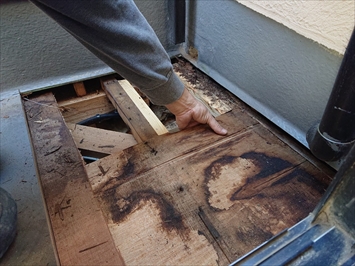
(239, 152, 293, 183)
(203, 152, 296, 209)
(101, 189, 189, 235)
(271, 167, 326, 194)
(115, 158, 135, 181)
(230, 152, 293, 201)
(204, 156, 237, 181)
(100, 155, 149, 192)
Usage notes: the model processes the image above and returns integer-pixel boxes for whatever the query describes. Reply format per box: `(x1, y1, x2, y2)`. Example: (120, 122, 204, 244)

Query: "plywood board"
(86, 109, 331, 264)
(22, 93, 125, 265)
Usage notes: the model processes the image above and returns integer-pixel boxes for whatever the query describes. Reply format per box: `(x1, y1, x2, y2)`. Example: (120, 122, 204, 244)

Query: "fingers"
(175, 104, 228, 135)
(194, 105, 227, 135)
(206, 115, 228, 135)
(165, 87, 228, 135)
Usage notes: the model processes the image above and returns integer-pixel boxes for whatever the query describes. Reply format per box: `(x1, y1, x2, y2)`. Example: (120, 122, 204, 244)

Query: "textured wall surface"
(0, 0, 175, 97)
(237, 0, 354, 55)
(1, 0, 347, 148)
(185, 0, 343, 146)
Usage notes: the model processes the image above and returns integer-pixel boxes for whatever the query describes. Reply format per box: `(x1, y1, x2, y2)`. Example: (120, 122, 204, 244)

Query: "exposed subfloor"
(0, 61, 336, 265)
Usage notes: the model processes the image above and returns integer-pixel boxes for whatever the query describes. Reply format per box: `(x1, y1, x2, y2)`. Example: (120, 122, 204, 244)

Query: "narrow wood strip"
(119, 79, 168, 135)
(102, 79, 168, 142)
(22, 92, 125, 266)
(67, 123, 137, 154)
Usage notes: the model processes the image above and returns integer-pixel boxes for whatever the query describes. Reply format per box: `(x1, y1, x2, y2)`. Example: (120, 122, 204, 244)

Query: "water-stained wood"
(22, 93, 125, 266)
(86, 108, 332, 264)
(23, 60, 334, 265)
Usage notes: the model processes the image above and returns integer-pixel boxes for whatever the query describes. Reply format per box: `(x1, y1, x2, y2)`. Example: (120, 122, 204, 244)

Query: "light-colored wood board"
(58, 91, 116, 124)
(102, 79, 168, 142)
(67, 123, 137, 154)
(119, 80, 168, 135)
(73, 82, 87, 97)
(22, 93, 125, 266)
(87, 113, 331, 264)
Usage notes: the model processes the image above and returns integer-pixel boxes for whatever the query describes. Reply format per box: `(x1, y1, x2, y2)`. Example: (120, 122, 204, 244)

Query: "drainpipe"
(174, 0, 186, 44)
(306, 28, 355, 162)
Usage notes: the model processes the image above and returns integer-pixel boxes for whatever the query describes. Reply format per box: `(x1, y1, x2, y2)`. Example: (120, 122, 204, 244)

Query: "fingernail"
(221, 128, 228, 135)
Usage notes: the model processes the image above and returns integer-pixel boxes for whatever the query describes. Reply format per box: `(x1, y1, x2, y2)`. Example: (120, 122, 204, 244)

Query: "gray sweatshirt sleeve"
(29, 0, 185, 105)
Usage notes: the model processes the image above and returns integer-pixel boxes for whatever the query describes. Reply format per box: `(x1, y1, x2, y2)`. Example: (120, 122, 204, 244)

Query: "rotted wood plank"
(85, 109, 331, 264)
(102, 79, 168, 142)
(58, 91, 115, 124)
(22, 93, 125, 266)
(67, 123, 137, 154)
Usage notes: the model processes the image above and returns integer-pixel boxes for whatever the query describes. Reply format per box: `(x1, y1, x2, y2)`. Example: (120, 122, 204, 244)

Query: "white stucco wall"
(237, 0, 355, 55)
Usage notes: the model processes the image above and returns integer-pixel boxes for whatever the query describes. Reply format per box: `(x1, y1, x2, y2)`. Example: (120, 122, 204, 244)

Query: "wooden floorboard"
(23, 93, 125, 266)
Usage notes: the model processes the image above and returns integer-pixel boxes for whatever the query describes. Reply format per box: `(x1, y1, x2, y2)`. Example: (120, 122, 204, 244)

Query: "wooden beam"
(102, 79, 168, 142)
(67, 123, 137, 154)
(73, 81, 87, 97)
(58, 91, 115, 124)
(22, 93, 125, 266)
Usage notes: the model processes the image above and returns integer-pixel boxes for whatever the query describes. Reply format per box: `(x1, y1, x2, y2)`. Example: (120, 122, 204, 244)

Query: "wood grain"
(86, 109, 331, 264)
(67, 123, 137, 154)
(58, 91, 115, 124)
(102, 79, 168, 142)
(23, 93, 125, 266)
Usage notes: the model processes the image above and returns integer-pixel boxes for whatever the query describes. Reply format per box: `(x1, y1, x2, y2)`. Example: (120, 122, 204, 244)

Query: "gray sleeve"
(29, 0, 185, 105)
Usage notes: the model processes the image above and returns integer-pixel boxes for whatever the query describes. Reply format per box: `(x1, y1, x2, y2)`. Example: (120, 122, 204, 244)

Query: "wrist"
(165, 88, 196, 116)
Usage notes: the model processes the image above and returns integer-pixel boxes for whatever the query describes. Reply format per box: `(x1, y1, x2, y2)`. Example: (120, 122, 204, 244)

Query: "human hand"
(165, 88, 228, 135)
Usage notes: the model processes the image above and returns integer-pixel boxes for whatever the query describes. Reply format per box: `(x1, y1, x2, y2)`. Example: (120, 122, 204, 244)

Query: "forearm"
(29, 0, 184, 105)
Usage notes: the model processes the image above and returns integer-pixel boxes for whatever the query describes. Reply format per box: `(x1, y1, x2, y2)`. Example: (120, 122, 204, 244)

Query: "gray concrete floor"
(0, 93, 56, 265)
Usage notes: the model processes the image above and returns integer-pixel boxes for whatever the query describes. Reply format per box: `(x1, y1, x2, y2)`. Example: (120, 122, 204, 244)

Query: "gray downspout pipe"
(306, 28, 355, 162)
